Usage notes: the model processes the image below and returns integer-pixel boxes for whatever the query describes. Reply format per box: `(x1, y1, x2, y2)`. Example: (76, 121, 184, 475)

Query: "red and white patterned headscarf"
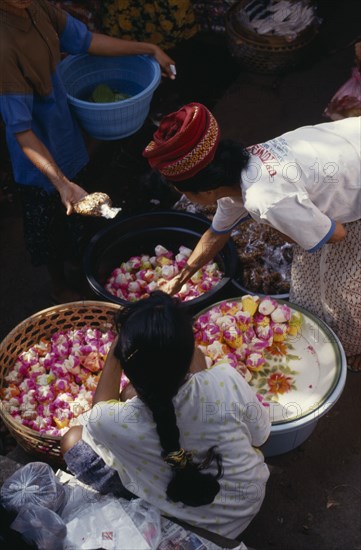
(143, 102, 220, 182)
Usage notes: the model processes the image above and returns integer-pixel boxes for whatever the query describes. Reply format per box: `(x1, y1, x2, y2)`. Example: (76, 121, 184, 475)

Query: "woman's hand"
(158, 276, 183, 295)
(58, 180, 88, 215)
(152, 45, 176, 80)
(159, 229, 231, 296)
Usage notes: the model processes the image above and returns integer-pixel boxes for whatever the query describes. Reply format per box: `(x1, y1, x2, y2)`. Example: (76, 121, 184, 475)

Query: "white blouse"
(79, 362, 271, 539)
(212, 117, 361, 251)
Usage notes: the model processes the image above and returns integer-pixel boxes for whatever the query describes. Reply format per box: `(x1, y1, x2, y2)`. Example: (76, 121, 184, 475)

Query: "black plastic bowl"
(84, 211, 239, 314)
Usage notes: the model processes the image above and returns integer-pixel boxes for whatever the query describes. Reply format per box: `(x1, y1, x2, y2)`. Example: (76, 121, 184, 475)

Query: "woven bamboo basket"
(225, 0, 320, 74)
(0, 301, 120, 466)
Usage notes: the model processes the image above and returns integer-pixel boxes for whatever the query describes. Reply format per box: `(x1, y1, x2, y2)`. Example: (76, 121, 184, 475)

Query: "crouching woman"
(61, 291, 271, 539)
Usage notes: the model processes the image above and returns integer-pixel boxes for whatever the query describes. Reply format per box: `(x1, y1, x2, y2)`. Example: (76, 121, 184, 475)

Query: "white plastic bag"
(57, 470, 161, 550)
(11, 504, 67, 550)
(0, 462, 66, 513)
(64, 496, 152, 550)
(59, 483, 103, 523)
(324, 67, 361, 120)
(124, 498, 162, 550)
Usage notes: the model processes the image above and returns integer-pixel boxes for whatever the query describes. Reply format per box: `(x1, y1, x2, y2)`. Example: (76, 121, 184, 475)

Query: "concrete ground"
(0, 2, 360, 549)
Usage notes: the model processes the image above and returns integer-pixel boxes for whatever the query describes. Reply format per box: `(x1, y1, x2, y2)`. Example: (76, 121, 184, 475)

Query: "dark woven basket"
(225, 0, 320, 74)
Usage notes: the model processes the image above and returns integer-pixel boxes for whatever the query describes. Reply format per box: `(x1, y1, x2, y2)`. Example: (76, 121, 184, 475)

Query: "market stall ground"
(1, 2, 361, 549)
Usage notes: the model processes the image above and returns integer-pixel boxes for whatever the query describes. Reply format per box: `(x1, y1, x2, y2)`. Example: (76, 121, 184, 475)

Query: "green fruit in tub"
(90, 83, 130, 103)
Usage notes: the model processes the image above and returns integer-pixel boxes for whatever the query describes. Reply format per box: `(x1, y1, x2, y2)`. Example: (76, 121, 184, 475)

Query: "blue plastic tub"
(261, 325, 347, 457)
(59, 54, 161, 140)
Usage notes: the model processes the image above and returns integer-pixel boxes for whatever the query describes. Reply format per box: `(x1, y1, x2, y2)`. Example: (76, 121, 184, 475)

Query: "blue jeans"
(64, 439, 136, 500)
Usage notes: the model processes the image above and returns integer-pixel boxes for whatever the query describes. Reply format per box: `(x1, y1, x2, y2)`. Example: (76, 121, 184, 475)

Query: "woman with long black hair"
(61, 291, 270, 538)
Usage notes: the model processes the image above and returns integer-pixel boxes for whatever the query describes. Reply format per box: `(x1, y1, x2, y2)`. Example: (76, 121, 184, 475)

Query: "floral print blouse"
(102, 0, 198, 49)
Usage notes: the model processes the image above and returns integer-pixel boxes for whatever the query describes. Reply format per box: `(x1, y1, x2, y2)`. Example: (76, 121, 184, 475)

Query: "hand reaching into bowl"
(157, 276, 183, 296)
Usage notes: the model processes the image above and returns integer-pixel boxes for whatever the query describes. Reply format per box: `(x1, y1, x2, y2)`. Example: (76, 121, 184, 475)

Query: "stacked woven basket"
(225, 0, 320, 74)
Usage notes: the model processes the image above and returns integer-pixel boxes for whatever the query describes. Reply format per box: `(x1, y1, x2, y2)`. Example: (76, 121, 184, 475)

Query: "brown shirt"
(0, 1, 91, 188)
(0, 0, 67, 96)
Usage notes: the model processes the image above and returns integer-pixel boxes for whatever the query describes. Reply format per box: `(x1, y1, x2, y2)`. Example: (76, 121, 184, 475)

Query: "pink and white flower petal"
(248, 337, 270, 353)
(271, 304, 292, 323)
(246, 352, 266, 371)
(255, 324, 273, 340)
(215, 315, 236, 331)
(271, 321, 289, 341)
(223, 325, 243, 349)
(258, 297, 278, 316)
(179, 245, 192, 258)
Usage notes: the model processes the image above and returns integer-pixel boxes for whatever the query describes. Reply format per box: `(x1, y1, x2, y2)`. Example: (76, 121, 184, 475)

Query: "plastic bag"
(324, 67, 361, 120)
(231, 220, 293, 295)
(237, 0, 320, 40)
(59, 483, 103, 523)
(64, 495, 153, 550)
(0, 462, 66, 514)
(10, 504, 67, 550)
(0, 504, 35, 549)
(124, 499, 162, 550)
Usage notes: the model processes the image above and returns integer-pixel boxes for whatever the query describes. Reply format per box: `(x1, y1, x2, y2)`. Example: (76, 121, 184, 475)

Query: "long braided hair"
(114, 291, 222, 506)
